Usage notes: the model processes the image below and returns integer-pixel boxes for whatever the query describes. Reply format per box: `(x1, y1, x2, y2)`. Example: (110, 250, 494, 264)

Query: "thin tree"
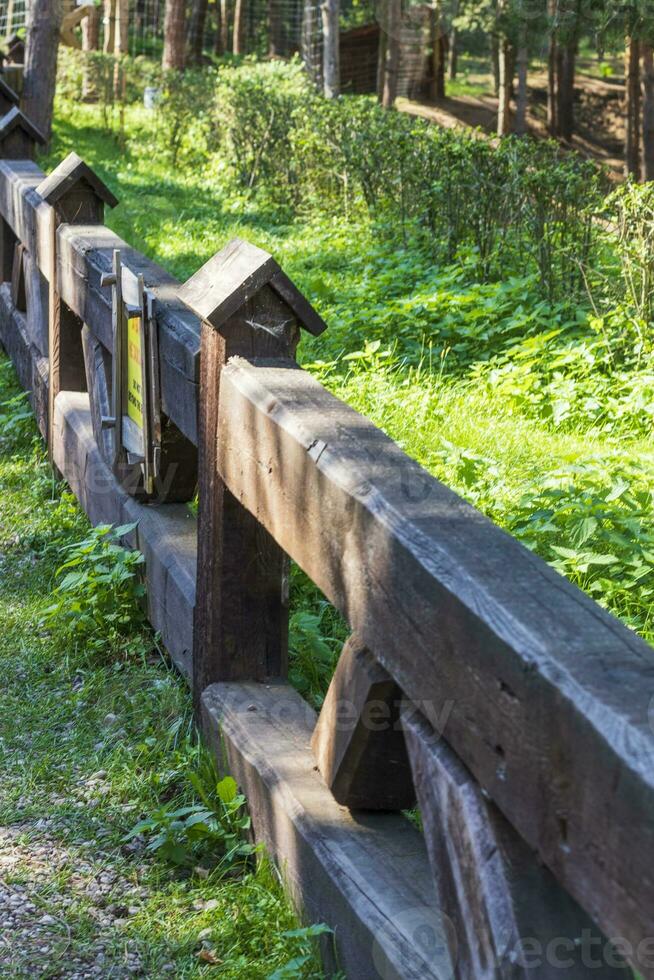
(233, 0, 245, 53)
(429, 1, 445, 101)
(515, 15, 529, 135)
(163, 0, 186, 69)
(496, 0, 512, 135)
(23, 0, 64, 143)
(322, 0, 340, 98)
(82, 0, 100, 102)
(103, 0, 116, 54)
(642, 40, 654, 180)
(626, 34, 641, 177)
(114, 0, 129, 97)
(269, 0, 285, 56)
(189, 0, 209, 64)
(448, 0, 460, 80)
(547, 0, 557, 134)
(220, 0, 230, 53)
(555, 0, 580, 142)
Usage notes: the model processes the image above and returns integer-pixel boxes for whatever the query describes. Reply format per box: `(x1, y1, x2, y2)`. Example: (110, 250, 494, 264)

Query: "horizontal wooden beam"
(402, 705, 628, 979)
(202, 680, 451, 980)
(55, 225, 199, 444)
(0, 159, 51, 272)
(216, 356, 654, 956)
(0, 161, 200, 445)
(52, 391, 195, 679)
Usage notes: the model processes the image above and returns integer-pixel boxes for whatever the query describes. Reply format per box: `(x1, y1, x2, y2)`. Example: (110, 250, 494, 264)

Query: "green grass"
(0, 360, 326, 977)
(43, 95, 654, 694)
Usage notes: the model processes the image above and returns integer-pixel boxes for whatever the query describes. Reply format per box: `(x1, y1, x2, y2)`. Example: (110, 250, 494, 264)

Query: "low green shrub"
(43, 522, 147, 654)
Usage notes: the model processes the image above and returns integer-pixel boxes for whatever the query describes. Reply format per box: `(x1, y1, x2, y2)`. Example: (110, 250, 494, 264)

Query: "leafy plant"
(268, 924, 336, 980)
(0, 389, 32, 448)
(126, 772, 256, 872)
(43, 522, 146, 653)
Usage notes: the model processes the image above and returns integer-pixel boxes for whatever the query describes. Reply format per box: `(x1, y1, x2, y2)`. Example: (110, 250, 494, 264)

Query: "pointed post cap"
(37, 151, 119, 210)
(179, 237, 327, 336)
(0, 106, 46, 158)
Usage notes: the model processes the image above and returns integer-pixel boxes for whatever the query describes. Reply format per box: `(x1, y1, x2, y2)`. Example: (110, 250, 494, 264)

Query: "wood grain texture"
(190, 288, 301, 709)
(311, 636, 415, 810)
(178, 237, 327, 337)
(36, 152, 118, 212)
(215, 356, 654, 959)
(52, 391, 196, 680)
(402, 705, 629, 979)
(0, 282, 48, 435)
(201, 680, 454, 980)
(11, 240, 25, 309)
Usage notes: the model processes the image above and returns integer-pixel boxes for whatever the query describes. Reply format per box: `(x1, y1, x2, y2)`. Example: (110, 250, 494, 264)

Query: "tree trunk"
(220, 0, 230, 52)
(103, 0, 116, 54)
(302, 0, 320, 85)
(321, 0, 340, 99)
(82, 1, 100, 102)
(448, 25, 458, 80)
(23, 0, 63, 144)
(381, 0, 400, 108)
(188, 0, 209, 64)
(163, 0, 186, 70)
(114, 0, 129, 97)
(491, 34, 500, 96)
(233, 0, 244, 54)
(429, 3, 445, 101)
(377, 21, 388, 103)
(515, 26, 528, 136)
(557, 40, 576, 140)
(269, 0, 284, 56)
(642, 42, 654, 181)
(212, 0, 222, 54)
(625, 36, 641, 178)
(497, 35, 512, 135)
(547, 0, 557, 134)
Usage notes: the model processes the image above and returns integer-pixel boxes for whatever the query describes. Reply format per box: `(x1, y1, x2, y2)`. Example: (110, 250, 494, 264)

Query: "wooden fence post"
(0, 108, 45, 283)
(179, 238, 326, 710)
(36, 152, 118, 460)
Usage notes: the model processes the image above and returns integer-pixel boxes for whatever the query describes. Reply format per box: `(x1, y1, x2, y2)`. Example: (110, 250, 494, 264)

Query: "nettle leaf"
(217, 776, 238, 805)
(570, 517, 599, 547)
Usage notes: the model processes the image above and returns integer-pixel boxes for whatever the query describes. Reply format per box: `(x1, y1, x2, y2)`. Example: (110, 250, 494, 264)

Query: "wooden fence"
(1, 88, 653, 980)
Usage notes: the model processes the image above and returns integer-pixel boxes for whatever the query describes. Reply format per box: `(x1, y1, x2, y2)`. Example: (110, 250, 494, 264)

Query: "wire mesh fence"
(0, 0, 28, 39)
(0, 0, 433, 99)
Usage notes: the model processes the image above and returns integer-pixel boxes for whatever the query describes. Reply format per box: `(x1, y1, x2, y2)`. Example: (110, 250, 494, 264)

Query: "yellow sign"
(126, 315, 144, 430)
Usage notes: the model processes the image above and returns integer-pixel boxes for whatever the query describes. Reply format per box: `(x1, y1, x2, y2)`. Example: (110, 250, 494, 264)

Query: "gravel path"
(0, 823, 165, 978)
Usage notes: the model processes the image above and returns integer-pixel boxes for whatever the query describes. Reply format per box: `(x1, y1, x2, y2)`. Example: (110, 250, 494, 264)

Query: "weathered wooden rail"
(1, 85, 653, 979)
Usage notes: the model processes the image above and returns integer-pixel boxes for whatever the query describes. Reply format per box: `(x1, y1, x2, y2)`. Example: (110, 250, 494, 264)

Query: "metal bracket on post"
(100, 248, 123, 466)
